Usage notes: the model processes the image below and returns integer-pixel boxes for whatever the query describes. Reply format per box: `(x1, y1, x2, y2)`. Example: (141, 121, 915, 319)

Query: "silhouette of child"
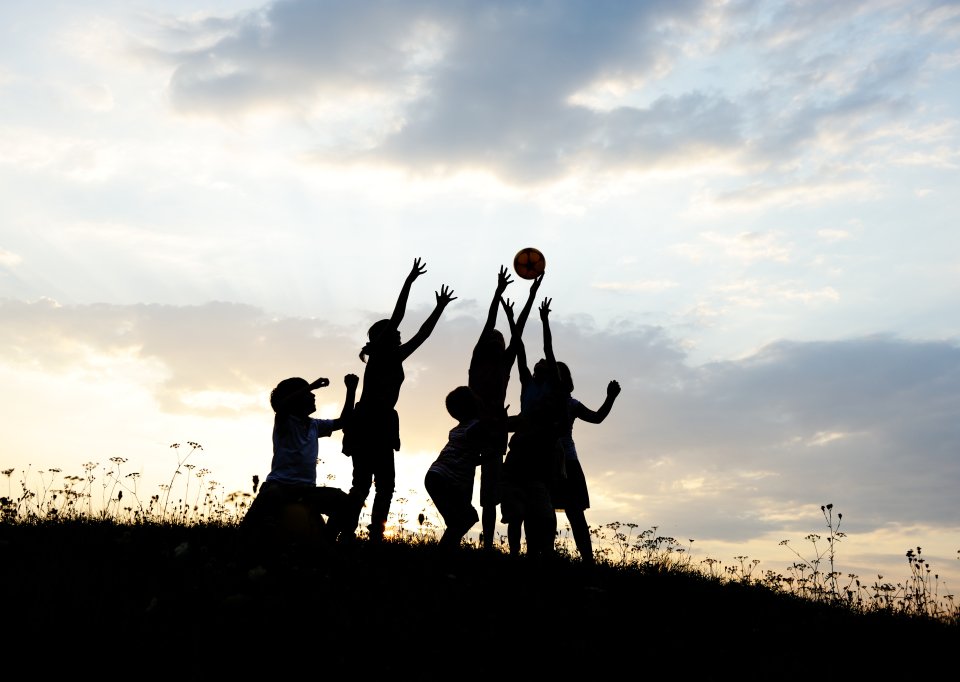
(500, 296, 565, 559)
(241, 373, 358, 548)
(553, 362, 621, 565)
(468, 267, 542, 551)
(424, 386, 491, 550)
(341, 257, 456, 542)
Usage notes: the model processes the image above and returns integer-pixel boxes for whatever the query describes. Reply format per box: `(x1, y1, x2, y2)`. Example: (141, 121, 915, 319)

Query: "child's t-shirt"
(559, 396, 583, 461)
(266, 415, 336, 486)
(428, 419, 485, 489)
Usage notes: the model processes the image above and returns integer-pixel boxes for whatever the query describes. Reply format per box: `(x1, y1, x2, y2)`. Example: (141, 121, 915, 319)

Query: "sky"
(2, 0, 959, 590)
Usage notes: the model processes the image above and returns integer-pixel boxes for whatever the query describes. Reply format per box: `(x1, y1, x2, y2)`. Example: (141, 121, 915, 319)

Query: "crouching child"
(241, 373, 358, 552)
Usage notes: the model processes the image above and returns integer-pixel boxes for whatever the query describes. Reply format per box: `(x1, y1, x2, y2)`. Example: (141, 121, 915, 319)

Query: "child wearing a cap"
(241, 373, 359, 549)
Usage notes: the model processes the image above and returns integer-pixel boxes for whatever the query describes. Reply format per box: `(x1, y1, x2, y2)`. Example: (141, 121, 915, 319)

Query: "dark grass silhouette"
(1, 518, 954, 677)
(2, 456, 956, 675)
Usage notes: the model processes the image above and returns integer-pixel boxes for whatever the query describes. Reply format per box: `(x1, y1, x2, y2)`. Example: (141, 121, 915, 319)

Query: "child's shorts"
(425, 471, 479, 531)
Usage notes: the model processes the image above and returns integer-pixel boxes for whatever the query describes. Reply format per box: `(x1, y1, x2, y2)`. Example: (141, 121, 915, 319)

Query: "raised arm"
(389, 257, 427, 328)
(573, 380, 621, 424)
(399, 284, 457, 360)
(500, 295, 516, 336)
(331, 374, 359, 430)
(501, 296, 531, 384)
(539, 297, 557, 374)
(479, 266, 513, 339)
(503, 273, 543, 369)
(512, 274, 542, 342)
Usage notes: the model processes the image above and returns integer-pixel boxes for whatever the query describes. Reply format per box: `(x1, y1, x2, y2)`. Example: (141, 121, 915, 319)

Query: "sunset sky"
(2, 0, 959, 587)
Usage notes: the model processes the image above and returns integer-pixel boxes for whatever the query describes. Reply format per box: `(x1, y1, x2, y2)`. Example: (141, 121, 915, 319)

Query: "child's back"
(424, 386, 487, 549)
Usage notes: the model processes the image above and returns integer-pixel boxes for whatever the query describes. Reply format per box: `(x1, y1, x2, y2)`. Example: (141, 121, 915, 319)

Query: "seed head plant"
(1, 450, 957, 625)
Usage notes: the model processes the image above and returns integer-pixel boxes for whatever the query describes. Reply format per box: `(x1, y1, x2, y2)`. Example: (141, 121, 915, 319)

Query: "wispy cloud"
(591, 279, 679, 292)
(0, 248, 22, 267)
(816, 228, 852, 242)
(673, 230, 793, 265)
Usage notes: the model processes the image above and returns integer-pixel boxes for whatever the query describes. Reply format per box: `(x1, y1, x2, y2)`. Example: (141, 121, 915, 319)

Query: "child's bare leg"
(482, 506, 497, 550)
(566, 509, 593, 564)
(508, 520, 521, 556)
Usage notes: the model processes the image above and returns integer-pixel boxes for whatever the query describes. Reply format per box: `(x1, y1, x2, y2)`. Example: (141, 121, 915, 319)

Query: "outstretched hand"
(407, 257, 427, 282)
(436, 284, 457, 306)
(309, 377, 330, 390)
(607, 380, 621, 399)
(344, 374, 360, 390)
(500, 296, 516, 322)
(530, 273, 544, 294)
(539, 296, 552, 320)
(496, 265, 514, 295)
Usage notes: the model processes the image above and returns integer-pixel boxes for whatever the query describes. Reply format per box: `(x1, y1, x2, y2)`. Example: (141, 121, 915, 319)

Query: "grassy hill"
(1, 519, 954, 678)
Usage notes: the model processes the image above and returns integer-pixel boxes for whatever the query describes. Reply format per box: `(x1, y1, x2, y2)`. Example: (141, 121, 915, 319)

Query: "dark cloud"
(0, 298, 361, 415)
(158, 0, 748, 182)
(742, 50, 919, 168)
(150, 0, 953, 188)
(166, 0, 434, 111)
(610, 335, 960, 537)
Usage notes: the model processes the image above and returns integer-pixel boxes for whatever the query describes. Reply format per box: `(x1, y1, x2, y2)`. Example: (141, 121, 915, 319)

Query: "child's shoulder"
(455, 417, 485, 436)
(454, 416, 481, 430)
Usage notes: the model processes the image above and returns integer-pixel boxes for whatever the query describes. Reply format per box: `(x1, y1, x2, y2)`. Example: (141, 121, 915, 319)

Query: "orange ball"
(513, 247, 546, 280)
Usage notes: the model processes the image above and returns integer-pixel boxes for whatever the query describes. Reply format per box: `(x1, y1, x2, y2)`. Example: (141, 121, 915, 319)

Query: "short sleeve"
(312, 419, 336, 439)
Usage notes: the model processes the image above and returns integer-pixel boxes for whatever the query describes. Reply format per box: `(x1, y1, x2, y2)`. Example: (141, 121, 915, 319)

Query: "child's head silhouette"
(533, 358, 553, 381)
(481, 329, 505, 350)
(472, 329, 506, 365)
(360, 320, 400, 362)
(270, 377, 313, 415)
(367, 319, 392, 342)
(445, 386, 482, 422)
(361, 319, 401, 362)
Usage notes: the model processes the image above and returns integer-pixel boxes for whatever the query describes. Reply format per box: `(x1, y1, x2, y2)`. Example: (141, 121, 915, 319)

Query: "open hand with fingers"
(407, 257, 427, 282)
(530, 273, 544, 294)
(436, 284, 457, 307)
(500, 297, 516, 323)
(496, 265, 514, 296)
(539, 297, 552, 320)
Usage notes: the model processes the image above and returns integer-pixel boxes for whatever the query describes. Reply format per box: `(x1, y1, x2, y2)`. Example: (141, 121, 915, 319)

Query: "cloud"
(817, 228, 852, 242)
(71, 83, 115, 112)
(673, 230, 794, 265)
(0, 298, 361, 416)
(712, 279, 840, 309)
(155, 0, 748, 183)
(591, 279, 679, 292)
(138, 0, 955, 192)
(0, 248, 22, 267)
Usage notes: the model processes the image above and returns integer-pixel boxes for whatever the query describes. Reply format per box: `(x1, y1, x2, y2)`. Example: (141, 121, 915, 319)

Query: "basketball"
(513, 247, 546, 280)
(277, 502, 319, 542)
